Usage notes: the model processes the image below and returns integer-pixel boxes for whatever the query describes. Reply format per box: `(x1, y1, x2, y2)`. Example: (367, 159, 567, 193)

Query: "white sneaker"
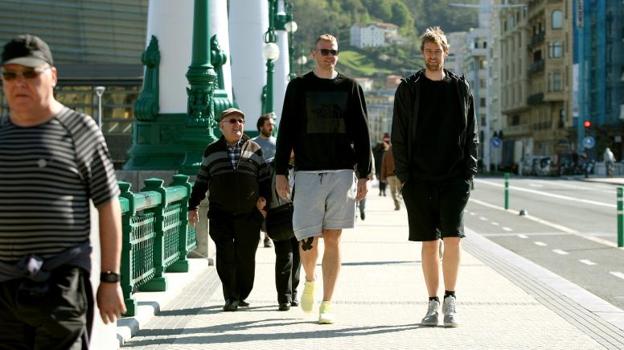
(301, 281, 315, 313)
(443, 295, 459, 327)
(421, 299, 439, 327)
(318, 301, 334, 324)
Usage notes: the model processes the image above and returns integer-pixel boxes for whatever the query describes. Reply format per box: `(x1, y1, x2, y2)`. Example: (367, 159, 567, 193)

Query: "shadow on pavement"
(124, 322, 422, 347)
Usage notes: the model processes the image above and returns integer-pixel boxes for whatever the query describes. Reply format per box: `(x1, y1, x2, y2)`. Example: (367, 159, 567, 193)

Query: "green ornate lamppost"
(262, 0, 297, 115)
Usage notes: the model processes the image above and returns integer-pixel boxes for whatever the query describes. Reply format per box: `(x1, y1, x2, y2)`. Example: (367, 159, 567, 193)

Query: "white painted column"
(146, 0, 194, 114)
(275, 29, 289, 120)
(210, 0, 233, 100)
(229, 0, 268, 131)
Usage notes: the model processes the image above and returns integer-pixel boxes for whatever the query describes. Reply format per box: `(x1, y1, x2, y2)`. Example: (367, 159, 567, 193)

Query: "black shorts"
(402, 177, 471, 241)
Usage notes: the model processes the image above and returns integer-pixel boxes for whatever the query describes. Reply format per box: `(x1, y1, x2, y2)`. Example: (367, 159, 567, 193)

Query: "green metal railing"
(118, 174, 196, 316)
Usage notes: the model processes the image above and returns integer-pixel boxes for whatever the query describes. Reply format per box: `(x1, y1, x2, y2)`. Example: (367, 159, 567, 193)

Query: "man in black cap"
(188, 108, 271, 312)
(0, 34, 126, 348)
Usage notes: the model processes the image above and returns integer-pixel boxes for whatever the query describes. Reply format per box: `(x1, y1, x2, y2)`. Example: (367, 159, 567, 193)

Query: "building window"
(534, 50, 543, 62)
(552, 10, 563, 29)
(549, 72, 562, 91)
(480, 58, 487, 69)
(480, 97, 486, 108)
(549, 41, 563, 58)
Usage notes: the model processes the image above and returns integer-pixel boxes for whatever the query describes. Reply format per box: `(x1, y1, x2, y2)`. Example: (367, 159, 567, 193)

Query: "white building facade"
(350, 23, 398, 48)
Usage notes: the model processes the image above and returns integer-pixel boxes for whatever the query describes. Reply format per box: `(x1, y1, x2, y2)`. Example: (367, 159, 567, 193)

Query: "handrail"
(117, 174, 196, 316)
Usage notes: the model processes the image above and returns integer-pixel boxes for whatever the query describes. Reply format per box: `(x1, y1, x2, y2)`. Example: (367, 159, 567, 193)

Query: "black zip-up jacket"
(188, 135, 271, 215)
(391, 69, 479, 183)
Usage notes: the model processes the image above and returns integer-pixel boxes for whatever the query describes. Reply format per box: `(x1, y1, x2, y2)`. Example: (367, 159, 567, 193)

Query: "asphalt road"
(467, 177, 624, 310)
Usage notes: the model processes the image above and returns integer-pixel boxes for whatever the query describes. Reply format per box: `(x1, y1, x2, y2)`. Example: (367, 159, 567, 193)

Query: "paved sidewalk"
(582, 176, 624, 186)
(120, 192, 624, 349)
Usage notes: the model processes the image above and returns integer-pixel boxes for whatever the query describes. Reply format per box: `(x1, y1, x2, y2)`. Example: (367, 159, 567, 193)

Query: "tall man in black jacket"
(391, 27, 478, 328)
(188, 108, 271, 312)
(274, 34, 371, 324)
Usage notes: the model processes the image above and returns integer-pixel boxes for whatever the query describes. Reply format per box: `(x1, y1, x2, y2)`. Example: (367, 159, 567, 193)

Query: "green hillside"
(291, 0, 479, 77)
(338, 50, 391, 76)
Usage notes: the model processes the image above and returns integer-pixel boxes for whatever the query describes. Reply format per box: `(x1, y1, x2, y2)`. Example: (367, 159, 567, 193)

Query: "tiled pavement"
(118, 189, 624, 350)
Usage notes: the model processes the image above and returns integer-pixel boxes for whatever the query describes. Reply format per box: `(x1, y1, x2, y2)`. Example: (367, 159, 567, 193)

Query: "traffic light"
(583, 120, 592, 128)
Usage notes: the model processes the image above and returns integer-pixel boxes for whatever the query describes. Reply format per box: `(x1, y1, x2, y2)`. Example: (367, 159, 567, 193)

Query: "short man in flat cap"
(188, 108, 271, 311)
(0, 34, 125, 349)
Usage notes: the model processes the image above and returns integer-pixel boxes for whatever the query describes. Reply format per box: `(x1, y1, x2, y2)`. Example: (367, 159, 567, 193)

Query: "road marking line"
(492, 222, 500, 226)
(579, 259, 596, 266)
(534, 178, 614, 194)
(610, 271, 624, 280)
(517, 234, 528, 238)
(469, 212, 476, 216)
(479, 216, 488, 221)
(534, 241, 547, 246)
(552, 249, 569, 255)
(502, 227, 512, 232)
(475, 179, 615, 208)
(470, 198, 618, 248)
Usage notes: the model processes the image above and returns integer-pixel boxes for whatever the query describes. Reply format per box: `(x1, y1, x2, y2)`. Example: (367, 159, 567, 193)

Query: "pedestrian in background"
(265, 152, 300, 311)
(381, 143, 402, 211)
(0, 34, 125, 349)
(604, 147, 615, 177)
(357, 150, 375, 221)
(274, 33, 371, 324)
(253, 113, 277, 248)
(188, 108, 271, 312)
(372, 139, 388, 196)
(391, 26, 478, 328)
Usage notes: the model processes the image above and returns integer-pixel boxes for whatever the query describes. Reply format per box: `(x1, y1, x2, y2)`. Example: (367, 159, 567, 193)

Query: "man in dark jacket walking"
(188, 108, 271, 312)
(391, 26, 478, 328)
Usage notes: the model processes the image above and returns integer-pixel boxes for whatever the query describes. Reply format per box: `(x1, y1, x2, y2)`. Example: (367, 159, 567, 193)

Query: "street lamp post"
(262, 41, 279, 115)
(94, 86, 106, 128)
(283, 1, 298, 80)
(296, 53, 307, 76)
(262, 0, 279, 115)
(262, 0, 298, 114)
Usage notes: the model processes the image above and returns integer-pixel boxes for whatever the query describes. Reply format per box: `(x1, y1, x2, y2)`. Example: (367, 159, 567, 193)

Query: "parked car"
(521, 155, 553, 176)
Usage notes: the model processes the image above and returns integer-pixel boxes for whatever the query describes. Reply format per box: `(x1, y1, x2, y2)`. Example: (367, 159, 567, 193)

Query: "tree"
(391, 2, 413, 31)
(367, 0, 393, 22)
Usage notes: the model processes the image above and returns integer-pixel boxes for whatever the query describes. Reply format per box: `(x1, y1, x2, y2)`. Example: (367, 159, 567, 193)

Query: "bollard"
(504, 172, 510, 210)
(618, 187, 624, 247)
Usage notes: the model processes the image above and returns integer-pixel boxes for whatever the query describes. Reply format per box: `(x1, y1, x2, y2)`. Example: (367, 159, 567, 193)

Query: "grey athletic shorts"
(292, 170, 356, 240)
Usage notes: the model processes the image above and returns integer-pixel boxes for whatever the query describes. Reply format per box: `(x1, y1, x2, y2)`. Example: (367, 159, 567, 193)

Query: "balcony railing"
(528, 59, 545, 74)
(528, 31, 545, 49)
(118, 174, 196, 316)
(504, 124, 530, 136)
(527, 92, 545, 105)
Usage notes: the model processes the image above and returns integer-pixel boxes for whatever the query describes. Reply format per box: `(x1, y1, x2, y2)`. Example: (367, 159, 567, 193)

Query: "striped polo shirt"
(0, 107, 119, 263)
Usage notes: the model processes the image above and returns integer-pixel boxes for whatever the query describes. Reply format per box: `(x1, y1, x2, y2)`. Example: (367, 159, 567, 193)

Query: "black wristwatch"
(100, 271, 120, 283)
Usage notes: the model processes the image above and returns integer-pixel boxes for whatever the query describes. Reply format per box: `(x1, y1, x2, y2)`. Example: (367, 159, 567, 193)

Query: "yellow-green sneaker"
(318, 301, 334, 324)
(301, 281, 315, 313)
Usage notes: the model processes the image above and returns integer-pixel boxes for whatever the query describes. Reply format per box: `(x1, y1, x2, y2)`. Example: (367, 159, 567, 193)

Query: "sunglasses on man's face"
(317, 49, 339, 57)
(1, 66, 50, 81)
(224, 118, 244, 125)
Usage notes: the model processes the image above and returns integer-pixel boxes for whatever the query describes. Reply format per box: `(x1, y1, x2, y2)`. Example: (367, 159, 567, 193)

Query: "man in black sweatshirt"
(391, 27, 478, 328)
(188, 108, 271, 312)
(274, 34, 371, 324)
